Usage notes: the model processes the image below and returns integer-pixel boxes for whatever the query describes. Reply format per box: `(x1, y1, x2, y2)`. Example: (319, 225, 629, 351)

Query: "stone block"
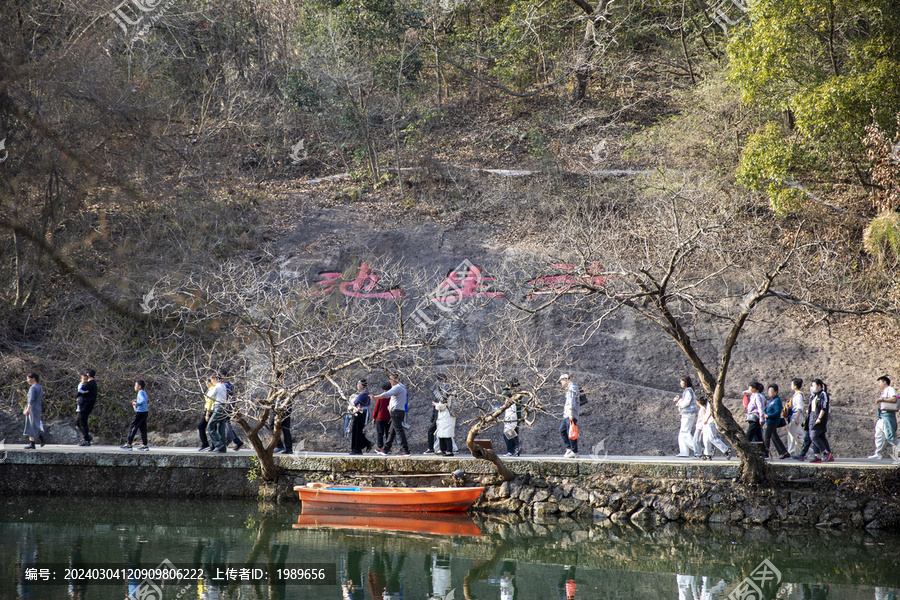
(552, 486, 569, 501)
(532, 488, 551, 503)
(557, 497, 584, 514)
(571, 486, 591, 502)
(517, 485, 535, 503)
(745, 505, 772, 524)
(533, 502, 558, 518)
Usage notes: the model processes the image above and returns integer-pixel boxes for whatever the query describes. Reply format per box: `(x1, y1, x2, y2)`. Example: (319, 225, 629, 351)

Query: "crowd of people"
(672, 375, 900, 463)
(19, 368, 900, 462)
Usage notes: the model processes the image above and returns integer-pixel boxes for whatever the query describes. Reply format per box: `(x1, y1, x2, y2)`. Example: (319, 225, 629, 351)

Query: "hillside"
(1, 0, 899, 463)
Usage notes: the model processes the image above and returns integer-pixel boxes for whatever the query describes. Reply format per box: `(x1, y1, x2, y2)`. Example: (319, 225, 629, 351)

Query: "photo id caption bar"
(22, 563, 336, 585)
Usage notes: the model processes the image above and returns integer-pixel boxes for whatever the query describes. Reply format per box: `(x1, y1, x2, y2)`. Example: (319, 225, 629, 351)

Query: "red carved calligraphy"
(312, 262, 403, 299)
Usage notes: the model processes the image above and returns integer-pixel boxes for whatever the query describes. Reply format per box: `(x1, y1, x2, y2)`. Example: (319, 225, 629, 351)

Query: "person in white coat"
(559, 374, 579, 458)
(434, 389, 456, 457)
(786, 378, 806, 456)
(697, 396, 731, 459)
(870, 375, 899, 459)
(673, 376, 698, 457)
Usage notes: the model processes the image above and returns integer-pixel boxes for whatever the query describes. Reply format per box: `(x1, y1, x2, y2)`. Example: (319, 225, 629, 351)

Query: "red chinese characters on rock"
(312, 262, 404, 299)
(526, 262, 609, 299)
(432, 263, 505, 303)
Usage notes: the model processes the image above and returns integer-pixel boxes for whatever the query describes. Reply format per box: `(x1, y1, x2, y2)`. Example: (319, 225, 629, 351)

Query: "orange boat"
(294, 483, 484, 513)
(293, 512, 483, 536)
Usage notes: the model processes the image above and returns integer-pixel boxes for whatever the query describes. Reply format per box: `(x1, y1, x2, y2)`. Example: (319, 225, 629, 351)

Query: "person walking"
(23, 373, 44, 449)
(697, 396, 730, 459)
(673, 375, 698, 457)
(869, 375, 898, 459)
(205, 373, 229, 453)
(373, 382, 392, 453)
(559, 374, 579, 458)
(763, 384, 790, 459)
(272, 401, 294, 455)
(807, 379, 833, 463)
(218, 370, 244, 451)
(349, 379, 373, 455)
(373, 373, 410, 456)
(786, 378, 806, 457)
(197, 376, 215, 451)
(434, 382, 456, 457)
(121, 380, 149, 451)
(76, 369, 98, 446)
(502, 380, 522, 457)
(425, 374, 450, 454)
(744, 382, 765, 446)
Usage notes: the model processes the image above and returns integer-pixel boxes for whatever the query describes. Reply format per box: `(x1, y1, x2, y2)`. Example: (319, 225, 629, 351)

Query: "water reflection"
(2, 497, 899, 600)
(295, 512, 482, 537)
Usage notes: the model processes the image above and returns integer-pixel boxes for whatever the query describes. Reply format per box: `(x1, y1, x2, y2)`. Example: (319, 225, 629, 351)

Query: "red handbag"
(568, 421, 579, 440)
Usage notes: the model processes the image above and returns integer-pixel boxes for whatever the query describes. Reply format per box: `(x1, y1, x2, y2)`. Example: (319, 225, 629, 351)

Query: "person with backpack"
(869, 375, 898, 459)
(349, 379, 373, 455)
(217, 370, 244, 451)
(673, 375, 698, 457)
(763, 384, 790, 459)
(807, 379, 833, 463)
(559, 374, 579, 459)
(502, 380, 522, 457)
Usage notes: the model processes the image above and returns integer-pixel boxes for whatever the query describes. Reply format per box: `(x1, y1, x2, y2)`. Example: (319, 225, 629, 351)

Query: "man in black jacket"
(77, 369, 98, 446)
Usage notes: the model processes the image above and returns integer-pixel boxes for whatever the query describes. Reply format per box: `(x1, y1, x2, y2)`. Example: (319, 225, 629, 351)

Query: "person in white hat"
(558, 374, 579, 458)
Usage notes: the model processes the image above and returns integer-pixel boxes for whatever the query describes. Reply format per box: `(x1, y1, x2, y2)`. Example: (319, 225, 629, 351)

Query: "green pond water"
(1, 497, 898, 600)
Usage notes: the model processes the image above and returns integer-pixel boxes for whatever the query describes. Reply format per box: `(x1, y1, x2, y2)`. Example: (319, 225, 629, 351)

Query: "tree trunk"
(570, 0, 610, 103)
(465, 397, 517, 481)
(653, 291, 769, 485)
(235, 410, 282, 482)
(710, 384, 768, 484)
(571, 23, 595, 103)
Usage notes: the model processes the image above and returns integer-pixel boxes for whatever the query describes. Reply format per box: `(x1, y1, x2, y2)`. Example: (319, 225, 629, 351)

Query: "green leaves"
(736, 123, 805, 216)
(729, 0, 900, 211)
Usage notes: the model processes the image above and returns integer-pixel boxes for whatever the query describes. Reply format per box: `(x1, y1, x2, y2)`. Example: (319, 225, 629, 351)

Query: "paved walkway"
(6, 443, 898, 468)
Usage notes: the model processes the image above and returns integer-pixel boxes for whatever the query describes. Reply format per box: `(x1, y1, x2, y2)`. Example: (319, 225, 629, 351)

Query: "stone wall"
(275, 455, 900, 531)
(1, 449, 897, 530)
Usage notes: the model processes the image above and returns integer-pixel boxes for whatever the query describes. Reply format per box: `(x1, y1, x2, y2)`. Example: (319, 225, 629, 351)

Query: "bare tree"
(437, 307, 568, 480)
(153, 258, 429, 481)
(514, 174, 889, 483)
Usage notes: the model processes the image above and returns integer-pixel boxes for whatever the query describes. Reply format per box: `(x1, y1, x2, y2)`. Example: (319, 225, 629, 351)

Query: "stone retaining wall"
(275, 455, 900, 531)
(2, 449, 897, 530)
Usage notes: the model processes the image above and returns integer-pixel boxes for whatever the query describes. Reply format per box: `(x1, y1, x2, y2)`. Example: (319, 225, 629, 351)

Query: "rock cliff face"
(270, 207, 896, 460)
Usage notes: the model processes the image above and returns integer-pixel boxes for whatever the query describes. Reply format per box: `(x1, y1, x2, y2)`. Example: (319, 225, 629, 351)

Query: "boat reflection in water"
(6, 497, 900, 600)
(294, 511, 483, 537)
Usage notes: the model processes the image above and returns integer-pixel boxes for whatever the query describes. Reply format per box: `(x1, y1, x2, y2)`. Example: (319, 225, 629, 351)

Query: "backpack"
(223, 381, 236, 415)
(579, 392, 588, 406)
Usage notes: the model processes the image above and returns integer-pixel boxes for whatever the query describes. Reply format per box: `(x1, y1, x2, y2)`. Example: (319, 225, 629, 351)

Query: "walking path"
(6, 444, 897, 468)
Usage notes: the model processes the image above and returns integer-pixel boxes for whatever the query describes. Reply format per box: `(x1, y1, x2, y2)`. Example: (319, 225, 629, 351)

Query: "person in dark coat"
(349, 379, 372, 455)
